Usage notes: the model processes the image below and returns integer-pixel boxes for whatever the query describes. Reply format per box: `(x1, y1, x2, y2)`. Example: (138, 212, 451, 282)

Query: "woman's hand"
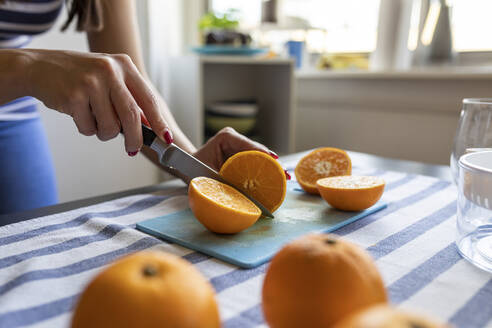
(20, 49, 173, 155)
(193, 127, 289, 179)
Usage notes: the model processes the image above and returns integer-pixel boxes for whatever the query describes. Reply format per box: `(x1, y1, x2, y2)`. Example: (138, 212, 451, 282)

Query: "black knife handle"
(142, 124, 157, 147)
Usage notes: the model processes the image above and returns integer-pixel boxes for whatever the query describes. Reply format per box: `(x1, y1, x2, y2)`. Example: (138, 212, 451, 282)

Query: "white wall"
(295, 71, 492, 165)
(28, 6, 159, 203)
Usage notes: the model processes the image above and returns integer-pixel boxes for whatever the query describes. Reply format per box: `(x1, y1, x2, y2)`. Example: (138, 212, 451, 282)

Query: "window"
(210, 0, 261, 29)
(210, 0, 492, 56)
(451, 0, 492, 52)
(281, 0, 380, 53)
(209, 0, 380, 53)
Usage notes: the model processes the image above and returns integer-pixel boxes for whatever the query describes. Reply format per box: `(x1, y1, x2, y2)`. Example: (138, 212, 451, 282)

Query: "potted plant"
(198, 10, 251, 47)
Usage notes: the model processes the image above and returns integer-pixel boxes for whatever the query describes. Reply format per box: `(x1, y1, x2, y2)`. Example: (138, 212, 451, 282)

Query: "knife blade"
(142, 124, 274, 218)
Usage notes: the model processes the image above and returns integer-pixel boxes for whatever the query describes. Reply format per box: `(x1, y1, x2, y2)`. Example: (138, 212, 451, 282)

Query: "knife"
(141, 124, 274, 218)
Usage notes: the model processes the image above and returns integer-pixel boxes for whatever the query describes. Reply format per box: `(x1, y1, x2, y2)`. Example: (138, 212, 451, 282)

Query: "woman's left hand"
(193, 127, 281, 171)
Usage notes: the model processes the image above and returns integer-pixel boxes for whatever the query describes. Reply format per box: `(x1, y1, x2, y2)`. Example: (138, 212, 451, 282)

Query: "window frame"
(207, 0, 492, 66)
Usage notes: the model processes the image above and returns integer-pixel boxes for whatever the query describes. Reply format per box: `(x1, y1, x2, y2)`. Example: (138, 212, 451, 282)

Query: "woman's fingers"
(199, 127, 278, 168)
(84, 54, 161, 154)
(33, 51, 169, 154)
(193, 126, 284, 174)
(71, 103, 97, 137)
(218, 127, 291, 180)
(89, 89, 121, 142)
(117, 54, 173, 144)
(216, 127, 289, 179)
(218, 127, 273, 158)
(110, 83, 143, 154)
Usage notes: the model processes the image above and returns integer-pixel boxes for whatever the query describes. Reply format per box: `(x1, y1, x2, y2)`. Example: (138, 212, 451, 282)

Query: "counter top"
(296, 67, 492, 80)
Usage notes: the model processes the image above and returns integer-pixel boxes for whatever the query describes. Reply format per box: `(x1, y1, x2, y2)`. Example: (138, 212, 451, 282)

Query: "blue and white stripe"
(0, 0, 62, 36)
(0, 0, 63, 121)
(0, 154, 490, 328)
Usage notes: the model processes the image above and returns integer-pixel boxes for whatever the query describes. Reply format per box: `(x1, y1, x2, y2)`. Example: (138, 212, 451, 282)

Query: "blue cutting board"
(137, 182, 386, 268)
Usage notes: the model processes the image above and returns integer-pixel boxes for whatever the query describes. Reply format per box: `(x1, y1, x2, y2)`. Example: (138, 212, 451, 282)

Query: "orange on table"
(317, 175, 385, 211)
(71, 251, 221, 328)
(295, 147, 352, 194)
(219, 150, 287, 213)
(262, 234, 387, 328)
(188, 176, 261, 234)
(334, 304, 449, 328)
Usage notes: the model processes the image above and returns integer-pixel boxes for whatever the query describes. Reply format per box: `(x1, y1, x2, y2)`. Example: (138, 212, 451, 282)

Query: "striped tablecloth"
(0, 154, 491, 328)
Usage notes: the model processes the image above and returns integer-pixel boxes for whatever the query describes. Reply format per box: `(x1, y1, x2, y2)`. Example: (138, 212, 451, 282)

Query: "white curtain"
(138, 0, 206, 100)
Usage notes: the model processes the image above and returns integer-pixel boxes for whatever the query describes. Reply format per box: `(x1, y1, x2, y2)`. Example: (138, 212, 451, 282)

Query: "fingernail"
(140, 114, 150, 127)
(269, 151, 279, 159)
(284, 170, 291, 180)
(128, 150, 139, 157)
(163, 129, 174, 144)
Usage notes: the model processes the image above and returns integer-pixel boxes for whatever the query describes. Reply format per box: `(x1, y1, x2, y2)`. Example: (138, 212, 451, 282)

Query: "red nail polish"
(164, 130, 174, 144)
(140, 114, 150, 127)
(269, 151, 279, 159)
(284, 170, 291, 180)
(128, 150, 138, 157)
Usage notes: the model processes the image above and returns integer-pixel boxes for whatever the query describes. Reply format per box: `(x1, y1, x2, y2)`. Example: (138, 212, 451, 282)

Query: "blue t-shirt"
(0, 0, 63, 121)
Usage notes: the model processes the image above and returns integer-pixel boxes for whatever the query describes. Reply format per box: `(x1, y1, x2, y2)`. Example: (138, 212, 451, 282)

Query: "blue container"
(286, 40, 304, 68)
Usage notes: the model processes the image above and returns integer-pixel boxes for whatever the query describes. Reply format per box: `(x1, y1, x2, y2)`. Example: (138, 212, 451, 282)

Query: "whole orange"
(71, 251, 221, 328)
(334, 305, 449, 328)
(262, 234, 387, 328)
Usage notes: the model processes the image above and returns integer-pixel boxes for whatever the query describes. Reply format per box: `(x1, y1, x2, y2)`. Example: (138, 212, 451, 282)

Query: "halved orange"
(219, 151, 287, 213)
(188, 176, 261, 234)
(295, 148, 352, 194)
(317, 176, 385, 211)
(334, 305, 447, 328)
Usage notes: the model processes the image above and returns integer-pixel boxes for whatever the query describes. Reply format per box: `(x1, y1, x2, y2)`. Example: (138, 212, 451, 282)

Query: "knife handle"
(142, 124, 157, 147)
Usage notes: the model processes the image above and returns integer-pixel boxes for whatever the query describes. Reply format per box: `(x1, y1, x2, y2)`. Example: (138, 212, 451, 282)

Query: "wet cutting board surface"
(137, 182, 386, 268)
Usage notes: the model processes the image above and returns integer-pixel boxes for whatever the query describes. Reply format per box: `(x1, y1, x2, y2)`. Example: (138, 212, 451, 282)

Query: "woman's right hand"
(20, 49, 172, 155)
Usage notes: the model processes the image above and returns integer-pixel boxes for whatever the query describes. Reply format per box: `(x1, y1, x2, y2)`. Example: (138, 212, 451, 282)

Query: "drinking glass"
(451, 99, 492, 272)
(451, 99, 492, 183)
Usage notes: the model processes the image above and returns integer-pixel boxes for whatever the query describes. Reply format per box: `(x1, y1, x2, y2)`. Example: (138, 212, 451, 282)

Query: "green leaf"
(198, 10, 240, 30)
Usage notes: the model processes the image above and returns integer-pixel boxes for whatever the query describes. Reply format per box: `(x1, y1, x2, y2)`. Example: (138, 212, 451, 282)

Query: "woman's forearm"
(0, 49, 31, 104)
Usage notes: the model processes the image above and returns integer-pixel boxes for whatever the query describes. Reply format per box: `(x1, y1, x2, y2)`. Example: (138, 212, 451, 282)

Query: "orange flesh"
(317, 176, 385, 189)
(219, 151, 287, 213)
(191, 177, 260, 215)
(295, 148, 351, 194)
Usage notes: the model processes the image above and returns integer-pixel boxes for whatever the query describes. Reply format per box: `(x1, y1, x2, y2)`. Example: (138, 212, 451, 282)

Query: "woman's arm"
(86, 0, 196, 159)
(0, 50, 31, 104)
(1, 47, 170, 155)
(85, 0, 283, 172)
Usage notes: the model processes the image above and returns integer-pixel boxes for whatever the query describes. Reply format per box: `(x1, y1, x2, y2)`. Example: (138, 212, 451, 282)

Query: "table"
(0, 151, 490, 328)
(0, 151, 451, 227)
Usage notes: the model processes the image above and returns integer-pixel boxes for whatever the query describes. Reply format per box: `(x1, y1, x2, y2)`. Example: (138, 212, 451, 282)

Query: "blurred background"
(33, 0, 492, 202)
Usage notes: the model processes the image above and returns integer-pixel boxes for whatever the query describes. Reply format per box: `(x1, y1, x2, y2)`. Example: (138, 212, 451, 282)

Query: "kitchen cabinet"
(169, 55, 295, 154)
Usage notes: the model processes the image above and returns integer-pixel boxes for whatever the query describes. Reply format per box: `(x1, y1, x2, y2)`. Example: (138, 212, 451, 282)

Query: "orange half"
(295, 147, 352, 194)
(316, 176, 385, 211)
(188, 177, 261, 234)
(219, 151, 287, 213)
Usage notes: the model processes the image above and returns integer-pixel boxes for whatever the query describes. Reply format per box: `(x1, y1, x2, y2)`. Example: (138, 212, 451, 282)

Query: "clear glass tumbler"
(451, 98, 492, 272)
(451, 99, 492, 184)
(457, 151, 492, 273)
